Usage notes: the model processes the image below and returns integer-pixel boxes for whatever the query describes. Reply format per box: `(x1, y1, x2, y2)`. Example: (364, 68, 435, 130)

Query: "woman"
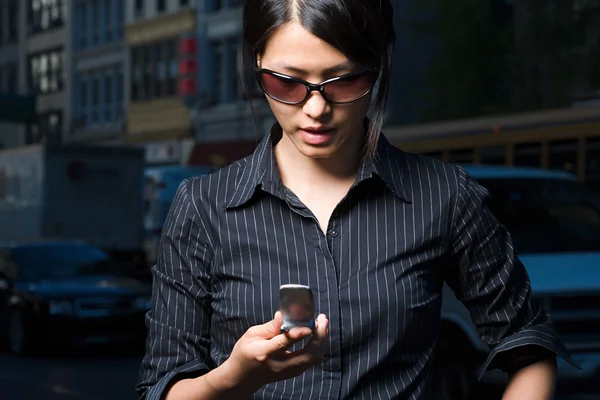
(137, 1, 575, 399)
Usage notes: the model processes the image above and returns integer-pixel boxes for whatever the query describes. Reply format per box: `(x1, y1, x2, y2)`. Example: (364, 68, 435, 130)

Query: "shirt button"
(329, 229, 339, 238)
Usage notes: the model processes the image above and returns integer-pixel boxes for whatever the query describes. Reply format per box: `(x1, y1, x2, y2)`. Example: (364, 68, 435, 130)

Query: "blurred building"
(123, 0, 198, 166)
(68, 0, 125, 145)
(192, 0, 273, 143)
(0, 0, 69, 148)
(24, 0, 71, 145)
(0, 0, 22, 149)
(385, 0, 438, 126)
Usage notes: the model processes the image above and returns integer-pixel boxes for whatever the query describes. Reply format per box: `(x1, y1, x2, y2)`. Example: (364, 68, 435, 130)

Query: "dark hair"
(242, 0, 395, 158)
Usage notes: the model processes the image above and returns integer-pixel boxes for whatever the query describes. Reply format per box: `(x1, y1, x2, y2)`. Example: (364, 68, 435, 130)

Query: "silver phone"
(279, 284, 316, 334)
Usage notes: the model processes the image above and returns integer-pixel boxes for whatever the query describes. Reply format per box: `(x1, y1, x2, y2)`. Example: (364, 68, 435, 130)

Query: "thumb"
(257, 311, 283, 338)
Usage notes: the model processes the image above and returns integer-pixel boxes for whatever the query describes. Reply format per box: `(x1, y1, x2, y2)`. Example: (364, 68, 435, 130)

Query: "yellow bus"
(387, 105, 600, 187)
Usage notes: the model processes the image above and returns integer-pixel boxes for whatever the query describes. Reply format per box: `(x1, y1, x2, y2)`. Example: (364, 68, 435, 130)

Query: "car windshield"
(12, 244, 117, 281)
(478, 177, 600, 254)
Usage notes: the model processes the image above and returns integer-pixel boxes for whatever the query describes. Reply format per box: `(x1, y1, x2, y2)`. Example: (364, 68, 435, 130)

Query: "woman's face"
(258, 22, 373, 160)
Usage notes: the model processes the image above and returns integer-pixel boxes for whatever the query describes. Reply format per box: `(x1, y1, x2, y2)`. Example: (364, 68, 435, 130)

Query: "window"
(8, 0, 18, 42)
(155, 42, 166, 97)
(91, 0, 100, 45)
(131, 39, 178, 101)
(213, 0, 225, 11)
(480, 145, 506, 165)
(0, 63, 18, 94)
(448, 149, 473, 164)
(91, 77, 100, 123)
(104, 74, 113, 120)
(134, 0, 144, 17)
(80, 80, 88, 124)
(27, 111, 63, 144)
(115, 0, 124, 39)
(29, 0, 65, 35)
(75, 0, 122, 51)
(76, 68, 123, 128)
(12, 244, 115, 280)
(549, 140, 578, 174)
(76, 2, 88, 49)
(131, 47, 142, 101)
(167, 39, 178, 95)
(143, 46, 153, 99)
(212, 41, 225, 103)
(115, 72, 123, 118)
(514, 143, 541, 167)
(30, 49, 64, 95)
(479, 177, 600, 254)
(157, 0, 166, 12)
(105, 0, 113, 41)
(7, 62, 17, 94)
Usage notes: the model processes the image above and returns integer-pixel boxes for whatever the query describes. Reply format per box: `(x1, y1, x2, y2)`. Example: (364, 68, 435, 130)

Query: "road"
(0, 345, 143, 400)
(1, 345, 599, 400)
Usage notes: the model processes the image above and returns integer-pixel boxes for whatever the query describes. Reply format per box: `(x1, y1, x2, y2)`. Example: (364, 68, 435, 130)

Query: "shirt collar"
(225, 123, 411, 209)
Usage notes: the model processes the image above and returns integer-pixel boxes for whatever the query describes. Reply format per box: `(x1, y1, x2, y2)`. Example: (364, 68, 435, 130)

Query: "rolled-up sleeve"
(446, 166, 579, 378)
(136, 178, 217, 399)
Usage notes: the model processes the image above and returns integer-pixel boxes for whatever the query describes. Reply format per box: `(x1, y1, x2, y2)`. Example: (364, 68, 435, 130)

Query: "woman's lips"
(299, 128, 335, 145)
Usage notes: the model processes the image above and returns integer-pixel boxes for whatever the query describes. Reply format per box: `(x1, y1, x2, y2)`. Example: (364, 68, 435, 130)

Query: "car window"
(11, 244, 117, 281)
(0, 250, 8, 276)
(0, 249, 17, 281)
(477, 177, 600, 253)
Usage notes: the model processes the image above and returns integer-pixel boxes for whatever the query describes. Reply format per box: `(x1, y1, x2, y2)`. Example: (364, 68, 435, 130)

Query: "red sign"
(178, 59, 197, 75)
(178, 78, 197, 97)
(178, 35, 198, 103)
(179, 37, 197, 55)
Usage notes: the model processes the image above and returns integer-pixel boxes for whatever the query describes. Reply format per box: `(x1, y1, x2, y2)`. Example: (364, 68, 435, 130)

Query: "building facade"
(24, 0, 71, 145)
(0, 0, 22, 149)
(193, 0, 274, 143)
(123, 0, 198, 166)
(68, 0, 125, 145)
(181, 0, 273, 167)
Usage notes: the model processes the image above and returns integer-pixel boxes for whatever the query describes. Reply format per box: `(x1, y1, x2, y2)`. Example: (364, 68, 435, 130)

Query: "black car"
(0, 240, 152, 355)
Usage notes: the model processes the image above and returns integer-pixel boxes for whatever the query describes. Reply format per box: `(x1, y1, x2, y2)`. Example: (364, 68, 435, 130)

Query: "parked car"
(143, 165, 214, 265)
(436, 165, 600, 398)
(0, 240, 152, 355)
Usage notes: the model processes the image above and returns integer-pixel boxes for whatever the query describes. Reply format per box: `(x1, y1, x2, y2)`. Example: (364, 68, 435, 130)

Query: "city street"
(0, 345, 143, 400)
(2, 343, 599, 400)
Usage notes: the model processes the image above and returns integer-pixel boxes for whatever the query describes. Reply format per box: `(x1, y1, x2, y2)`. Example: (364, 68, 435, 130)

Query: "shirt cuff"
(476, 324, 581, 379)
(143, 360, 211, 400)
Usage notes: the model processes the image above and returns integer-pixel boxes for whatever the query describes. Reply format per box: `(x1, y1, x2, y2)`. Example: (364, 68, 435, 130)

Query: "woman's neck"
(274, 131, 363, 194)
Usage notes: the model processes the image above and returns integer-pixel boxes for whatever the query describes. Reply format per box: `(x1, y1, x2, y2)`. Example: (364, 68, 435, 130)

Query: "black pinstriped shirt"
(137, 127, 574, 400)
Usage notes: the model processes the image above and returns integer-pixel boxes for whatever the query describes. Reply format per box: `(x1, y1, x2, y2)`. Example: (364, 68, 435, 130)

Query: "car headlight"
(133, 296, 152, 311)
(49, 300, 74, 315)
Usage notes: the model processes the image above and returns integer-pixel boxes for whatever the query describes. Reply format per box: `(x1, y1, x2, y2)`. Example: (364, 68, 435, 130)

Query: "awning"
(186, 140, 259, 168)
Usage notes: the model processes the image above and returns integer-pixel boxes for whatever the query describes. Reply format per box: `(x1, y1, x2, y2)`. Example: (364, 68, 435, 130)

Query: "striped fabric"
(137, 126, 573, 400)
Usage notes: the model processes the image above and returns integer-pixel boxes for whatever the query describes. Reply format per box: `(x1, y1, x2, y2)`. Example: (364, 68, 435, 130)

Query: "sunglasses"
(255, 67, 379, 105)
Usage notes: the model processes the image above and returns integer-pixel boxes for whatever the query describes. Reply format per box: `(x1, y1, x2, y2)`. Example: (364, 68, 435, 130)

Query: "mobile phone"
(279, 284, 316, 334)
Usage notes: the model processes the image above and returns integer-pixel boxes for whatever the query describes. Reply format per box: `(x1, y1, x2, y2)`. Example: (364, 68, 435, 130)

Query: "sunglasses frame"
(254, 67, 380, 105)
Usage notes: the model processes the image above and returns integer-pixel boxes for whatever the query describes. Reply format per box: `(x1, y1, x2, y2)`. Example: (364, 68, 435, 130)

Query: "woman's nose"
(302, 91, 331, 119)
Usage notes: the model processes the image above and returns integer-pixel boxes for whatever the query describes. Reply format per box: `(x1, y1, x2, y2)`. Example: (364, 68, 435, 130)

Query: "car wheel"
(8, 310, 30, 355)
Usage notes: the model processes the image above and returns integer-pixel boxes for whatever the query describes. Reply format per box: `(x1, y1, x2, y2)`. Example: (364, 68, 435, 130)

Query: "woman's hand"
(215, 311, 329, 391)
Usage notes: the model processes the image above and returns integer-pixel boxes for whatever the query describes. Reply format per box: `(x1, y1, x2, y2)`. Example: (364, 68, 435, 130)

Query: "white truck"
(0, 144, 147, 277)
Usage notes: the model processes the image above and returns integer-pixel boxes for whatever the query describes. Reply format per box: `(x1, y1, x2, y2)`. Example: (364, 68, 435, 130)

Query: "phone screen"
(279, 284, 315, 333)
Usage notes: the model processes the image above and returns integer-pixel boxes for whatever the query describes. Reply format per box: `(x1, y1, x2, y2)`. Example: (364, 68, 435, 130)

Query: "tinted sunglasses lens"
(323, 71, 376, 103)
(259, 73, 306, 103)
